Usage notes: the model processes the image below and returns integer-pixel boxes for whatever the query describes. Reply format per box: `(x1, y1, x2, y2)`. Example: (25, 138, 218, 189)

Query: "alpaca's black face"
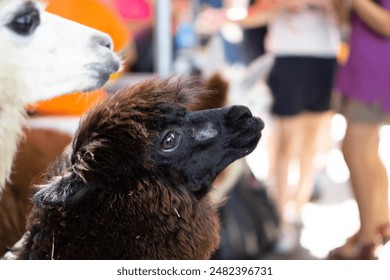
(148, 104, 264, 199)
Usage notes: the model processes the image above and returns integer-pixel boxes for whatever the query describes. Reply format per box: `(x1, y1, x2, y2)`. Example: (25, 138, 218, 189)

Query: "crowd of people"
(197, 0, 390, 260)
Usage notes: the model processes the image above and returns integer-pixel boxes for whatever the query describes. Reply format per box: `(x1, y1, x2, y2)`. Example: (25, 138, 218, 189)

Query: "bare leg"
(273, 116, 303, 225)
(342, 123, 389, 243)
(294, 112, 329, 215)
(266, 126, 278, 185)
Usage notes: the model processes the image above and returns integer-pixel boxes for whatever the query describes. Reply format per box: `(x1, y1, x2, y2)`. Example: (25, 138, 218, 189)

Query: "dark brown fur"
(19, 79, 220, 259)
(17, 77, 262, 260)
(0, 74, 231, 258)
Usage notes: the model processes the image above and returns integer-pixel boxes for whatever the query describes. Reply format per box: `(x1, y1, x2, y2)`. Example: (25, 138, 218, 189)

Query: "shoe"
(283, 201, 303, 226)
(377, 224, 390, 259)
(309, 179, 321, 202)
(378, 224, 390, 244)
(328, 234, 381, 260)
(274, 225, 298, 255)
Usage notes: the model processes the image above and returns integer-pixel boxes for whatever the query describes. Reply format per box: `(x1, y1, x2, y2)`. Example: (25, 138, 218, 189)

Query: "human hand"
(264, 0, 307, 12)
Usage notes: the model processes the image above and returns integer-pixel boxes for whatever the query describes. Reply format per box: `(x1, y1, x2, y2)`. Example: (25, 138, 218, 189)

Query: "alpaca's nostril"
(226, 105, 253, 125)
(258, 117, 265, 131)
(91, 35, 113, 50)
(103, 42, 112, 49)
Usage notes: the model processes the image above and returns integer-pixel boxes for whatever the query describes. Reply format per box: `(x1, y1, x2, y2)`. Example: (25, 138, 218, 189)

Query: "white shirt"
(266, 7, 341, 57)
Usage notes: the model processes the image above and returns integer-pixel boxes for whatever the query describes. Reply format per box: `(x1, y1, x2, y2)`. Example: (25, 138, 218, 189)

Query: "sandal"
(378, 224, 390, 244)
(328, 235, 381, 260)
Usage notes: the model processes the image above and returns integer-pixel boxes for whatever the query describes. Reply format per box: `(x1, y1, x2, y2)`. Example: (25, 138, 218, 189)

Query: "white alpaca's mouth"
(87, 61, 120, 75)
(83, 61, 121, 91)
(89, 72, 111, 91)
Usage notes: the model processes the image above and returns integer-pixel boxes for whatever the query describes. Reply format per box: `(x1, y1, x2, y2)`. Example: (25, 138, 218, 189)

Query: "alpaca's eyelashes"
(7, 8, 40, 36)
(160, 132, 181, 152)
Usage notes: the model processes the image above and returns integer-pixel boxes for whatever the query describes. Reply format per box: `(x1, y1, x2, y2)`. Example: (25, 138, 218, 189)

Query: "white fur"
(0, 0, 121, 191)
(194, 122, 218, 142)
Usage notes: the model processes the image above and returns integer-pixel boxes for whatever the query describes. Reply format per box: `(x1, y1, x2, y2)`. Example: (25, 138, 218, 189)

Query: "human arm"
(351, 0, 390, 37)
(196, 0, 306, 34)
(233, 0, 307, 28)
(292, 0, 350, 26)
(232, 0, 284, 28)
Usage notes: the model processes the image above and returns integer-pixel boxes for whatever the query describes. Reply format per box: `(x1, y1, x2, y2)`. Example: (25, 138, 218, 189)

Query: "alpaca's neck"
(0, 101, 26, 191)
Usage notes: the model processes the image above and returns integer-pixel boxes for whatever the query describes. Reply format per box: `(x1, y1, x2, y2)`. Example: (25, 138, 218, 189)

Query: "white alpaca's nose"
(90, 34, 113, 50)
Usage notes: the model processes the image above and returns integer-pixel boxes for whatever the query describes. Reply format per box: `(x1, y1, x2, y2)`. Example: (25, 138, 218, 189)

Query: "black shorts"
(267, 56, 338, 116)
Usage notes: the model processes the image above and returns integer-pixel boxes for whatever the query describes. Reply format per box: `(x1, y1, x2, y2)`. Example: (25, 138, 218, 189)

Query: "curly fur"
(0, 74, 228, 256)
(16, 77, 263, 260)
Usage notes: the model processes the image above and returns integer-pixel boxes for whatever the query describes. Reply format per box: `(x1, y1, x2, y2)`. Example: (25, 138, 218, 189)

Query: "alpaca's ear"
(34, 173, 96, 207)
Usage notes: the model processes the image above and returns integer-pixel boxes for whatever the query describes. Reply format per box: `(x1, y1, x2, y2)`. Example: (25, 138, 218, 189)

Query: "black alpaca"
(17, 78, 264, 260)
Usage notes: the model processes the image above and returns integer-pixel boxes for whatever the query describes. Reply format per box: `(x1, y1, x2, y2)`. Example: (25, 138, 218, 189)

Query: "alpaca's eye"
(161, 132, 180, 152)
(7, 9, 40, 36)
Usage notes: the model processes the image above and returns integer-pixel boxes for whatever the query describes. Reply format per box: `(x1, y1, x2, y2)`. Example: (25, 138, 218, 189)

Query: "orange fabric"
(337, 42, 350, 65)
(29, 90, 108, 116)
(29, 0, 130, 116)
(45, 0, 130, 51)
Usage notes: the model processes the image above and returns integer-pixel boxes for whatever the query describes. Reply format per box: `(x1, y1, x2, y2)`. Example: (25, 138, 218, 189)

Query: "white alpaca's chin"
(24, 76, 107, 103)
(26, 69, 117, 102)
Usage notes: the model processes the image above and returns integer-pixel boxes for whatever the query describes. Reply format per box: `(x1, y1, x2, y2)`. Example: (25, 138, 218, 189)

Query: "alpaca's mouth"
(211, 116, 263, 179)
(85, 61, 121, 90)
(88, 61, 120, 74)
(230, 117, 264, 149)
(90, 72, 110, 89)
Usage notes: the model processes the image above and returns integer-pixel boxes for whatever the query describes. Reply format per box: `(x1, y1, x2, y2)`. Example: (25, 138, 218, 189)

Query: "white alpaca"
(0, 0, 121, 191)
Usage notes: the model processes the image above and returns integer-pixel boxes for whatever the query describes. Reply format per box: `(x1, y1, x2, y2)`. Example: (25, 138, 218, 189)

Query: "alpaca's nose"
(91, 34, 113, 50)
(226, 105, 253, 125)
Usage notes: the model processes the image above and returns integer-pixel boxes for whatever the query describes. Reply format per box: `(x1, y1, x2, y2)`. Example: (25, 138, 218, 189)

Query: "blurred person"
(225, 0, 269, 65)
(262, 0, 341, 254)
(198, 0, 342, 254)
(329, 0, 390, 260)
(29, 0, 133, 115)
